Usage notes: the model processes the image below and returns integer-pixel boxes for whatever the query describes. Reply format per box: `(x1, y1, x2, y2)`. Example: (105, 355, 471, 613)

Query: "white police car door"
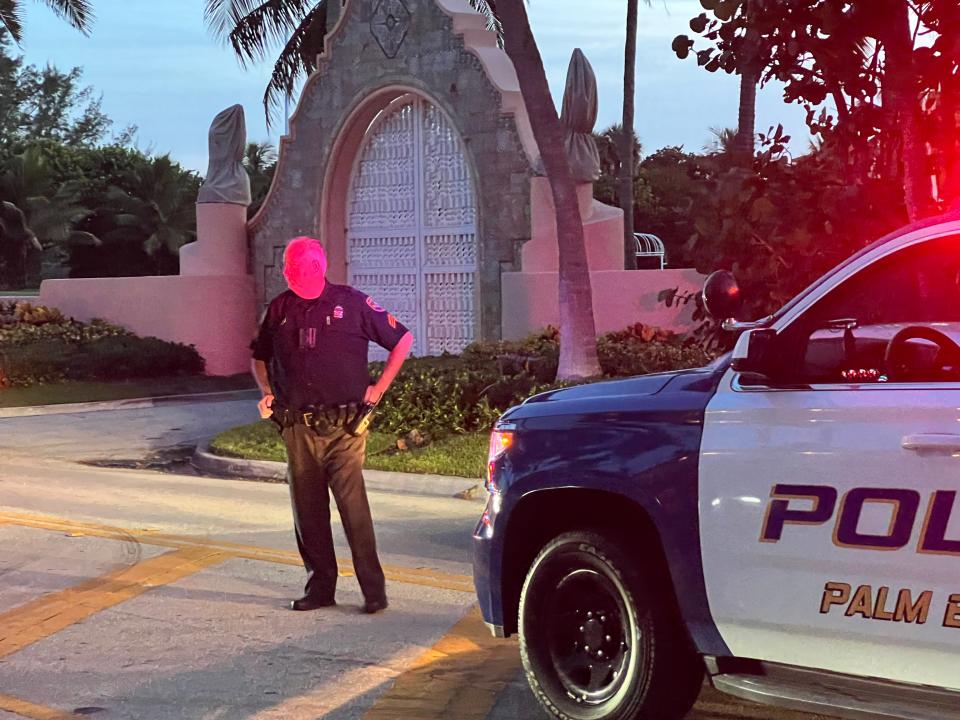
(700, 229, 960, 690)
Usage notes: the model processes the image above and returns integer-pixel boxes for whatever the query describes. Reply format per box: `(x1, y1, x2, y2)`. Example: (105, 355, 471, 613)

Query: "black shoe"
(361, 597, 389, 614)
(290, 595, 336, 611)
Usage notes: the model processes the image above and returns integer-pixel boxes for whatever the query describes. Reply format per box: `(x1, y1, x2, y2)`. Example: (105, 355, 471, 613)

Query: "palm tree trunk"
(497, 0, 600, 380)
(733, 4, 759, 164)
(881, 0, 935, 221)
(733, 67, 758, 162)
(619, 0, 638, 270)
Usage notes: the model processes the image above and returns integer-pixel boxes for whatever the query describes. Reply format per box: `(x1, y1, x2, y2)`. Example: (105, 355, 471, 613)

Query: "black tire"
(519, 531, 703, 720)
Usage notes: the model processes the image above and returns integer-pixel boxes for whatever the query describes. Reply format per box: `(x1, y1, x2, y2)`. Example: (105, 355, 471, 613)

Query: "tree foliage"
(244, 141, 277, 217)
(675, 0, 960, 221)
(0, 31, 114, 150)
(0, 38, 202, 287)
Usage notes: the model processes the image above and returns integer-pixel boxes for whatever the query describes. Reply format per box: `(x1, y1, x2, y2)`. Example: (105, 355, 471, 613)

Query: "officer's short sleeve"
(359, 294, 409, 351)
(250, 303, 275, 362)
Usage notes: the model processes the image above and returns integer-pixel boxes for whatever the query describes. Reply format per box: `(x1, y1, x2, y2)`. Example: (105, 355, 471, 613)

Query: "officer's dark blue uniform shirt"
(250, 283, 409, 410)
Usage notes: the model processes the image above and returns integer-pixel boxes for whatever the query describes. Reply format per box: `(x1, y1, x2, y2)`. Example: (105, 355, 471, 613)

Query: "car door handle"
(902, 434, 960, 453)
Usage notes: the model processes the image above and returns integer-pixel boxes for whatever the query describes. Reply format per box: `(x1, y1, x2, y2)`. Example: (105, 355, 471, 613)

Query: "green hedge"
(373, 325, 714, 438)
(0, 303, 204, 387)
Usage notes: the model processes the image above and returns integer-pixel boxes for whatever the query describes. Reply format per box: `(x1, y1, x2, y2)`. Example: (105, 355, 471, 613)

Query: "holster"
(346, 403, 377, 436)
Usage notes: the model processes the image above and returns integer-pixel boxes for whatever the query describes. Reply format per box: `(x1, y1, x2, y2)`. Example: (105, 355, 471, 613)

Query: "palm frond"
(206, 0, 301, 41)
(244, 141, 278, 173)
(468, 0, 502, 39)
(262, 3, 327, 128)
(41, 0, 94, 34)
(0, 0, 24, 43)
(206, 0, 316, 65)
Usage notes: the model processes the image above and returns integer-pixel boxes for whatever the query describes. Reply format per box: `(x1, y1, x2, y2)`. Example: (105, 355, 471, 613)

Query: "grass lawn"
(210, 421, 488, 479)
(0, 374, 256, 408)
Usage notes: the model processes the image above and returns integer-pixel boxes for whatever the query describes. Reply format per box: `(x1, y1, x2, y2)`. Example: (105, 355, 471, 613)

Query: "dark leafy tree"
(673, 0, 958, 222)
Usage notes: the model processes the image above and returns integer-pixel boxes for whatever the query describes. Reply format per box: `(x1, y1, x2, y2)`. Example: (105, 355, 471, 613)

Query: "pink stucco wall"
(39, 275, 256, 376)
(521, 177, 625, 273)
(180, 204, 249, 276)
(501, 269, 705, 340)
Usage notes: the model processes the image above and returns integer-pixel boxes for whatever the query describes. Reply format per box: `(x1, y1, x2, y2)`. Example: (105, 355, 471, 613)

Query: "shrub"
(373, 324, 715, 437)
(597, 324, 713, 377)
(461, 324, 712, 380)
(0, 306, 203, 387)
(61, 336, 205, 380)
(372, 357, 505, 436)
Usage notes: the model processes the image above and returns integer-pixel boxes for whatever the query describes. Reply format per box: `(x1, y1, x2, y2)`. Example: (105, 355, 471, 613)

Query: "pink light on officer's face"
(283, 236, 328, 300)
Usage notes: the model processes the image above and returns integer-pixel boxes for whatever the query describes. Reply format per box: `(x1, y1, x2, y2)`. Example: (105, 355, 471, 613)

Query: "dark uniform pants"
(281, 424, 386, 603)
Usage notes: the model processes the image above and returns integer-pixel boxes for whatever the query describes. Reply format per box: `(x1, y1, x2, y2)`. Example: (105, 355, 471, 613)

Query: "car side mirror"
(731, 328, 778, 375)
(702, 270, 742, 322)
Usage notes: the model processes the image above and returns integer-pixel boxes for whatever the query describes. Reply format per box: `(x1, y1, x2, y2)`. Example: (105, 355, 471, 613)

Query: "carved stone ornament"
(371, 0, 411, 59)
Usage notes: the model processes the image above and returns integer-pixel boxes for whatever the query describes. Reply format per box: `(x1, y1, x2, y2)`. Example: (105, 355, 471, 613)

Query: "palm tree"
(619, 0, 643, 270)
(704, 126, 738, 156)
(209, 0, 601, 378)
(0, 0, 94, 43)
(0, 145, 93, 287)
(244, 141, 277, 176)
(103, 155, 199, 273)
(205, 0, 333, 123)
(495, 0, 599, 378)
(244, 141, 278, 217)
(732, 0, 761, 164)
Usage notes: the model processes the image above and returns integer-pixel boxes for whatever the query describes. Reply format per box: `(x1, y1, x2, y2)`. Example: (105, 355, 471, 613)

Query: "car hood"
(523, 356, 730, 405)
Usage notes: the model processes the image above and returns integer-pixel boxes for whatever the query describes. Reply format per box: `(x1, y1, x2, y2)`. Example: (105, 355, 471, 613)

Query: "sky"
(19, 0, 811, 172)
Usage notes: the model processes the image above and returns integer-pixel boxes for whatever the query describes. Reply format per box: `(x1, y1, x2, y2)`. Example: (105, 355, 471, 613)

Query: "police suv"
(473, 214, 960, 720)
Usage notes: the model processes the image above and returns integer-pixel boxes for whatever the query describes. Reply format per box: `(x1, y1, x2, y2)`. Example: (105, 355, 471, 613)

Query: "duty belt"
(270, 403, 361, 431)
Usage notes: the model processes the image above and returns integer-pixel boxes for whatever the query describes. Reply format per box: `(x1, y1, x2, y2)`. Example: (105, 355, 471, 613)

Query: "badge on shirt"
(366, 296, 385, 313)
(333, 305, 344, 319)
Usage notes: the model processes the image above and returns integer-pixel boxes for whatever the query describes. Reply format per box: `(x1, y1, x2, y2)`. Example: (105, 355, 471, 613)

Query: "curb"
(191, 443, 486, 502)
(0, 389, 260, 419)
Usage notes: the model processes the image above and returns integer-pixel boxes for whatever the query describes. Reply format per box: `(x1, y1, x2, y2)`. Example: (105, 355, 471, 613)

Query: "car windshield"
(767, 212, 960, 326)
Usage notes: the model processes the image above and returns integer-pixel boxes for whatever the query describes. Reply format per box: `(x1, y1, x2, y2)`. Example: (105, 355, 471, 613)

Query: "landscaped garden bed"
(0, 302, 254, 405)
(210, 325, 715, 478)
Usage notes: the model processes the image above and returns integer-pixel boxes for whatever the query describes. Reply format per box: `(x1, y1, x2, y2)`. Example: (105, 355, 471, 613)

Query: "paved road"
(0, 401, 838, 719)
(0, 397, 258, 461)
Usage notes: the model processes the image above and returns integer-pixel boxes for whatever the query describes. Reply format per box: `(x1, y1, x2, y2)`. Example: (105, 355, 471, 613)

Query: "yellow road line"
(362, 606, 521, 720)
(0, 510, 475, 594)
(0, 694, 78, 720)
(0, 546, 226, 660)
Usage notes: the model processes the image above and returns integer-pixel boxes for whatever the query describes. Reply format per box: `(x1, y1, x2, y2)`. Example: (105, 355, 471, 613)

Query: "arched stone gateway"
(346, 95, 478, 355)
(245, 0, 701, 363)
(249, 0, 538, 350)
(34, 1, 703, 379)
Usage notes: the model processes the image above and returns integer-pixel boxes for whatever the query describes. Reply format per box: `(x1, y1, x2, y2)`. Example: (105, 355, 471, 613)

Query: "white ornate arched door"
(346, 95, 478, 357)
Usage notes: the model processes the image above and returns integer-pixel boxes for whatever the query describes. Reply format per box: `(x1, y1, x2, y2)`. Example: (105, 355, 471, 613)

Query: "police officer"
(250, 236, 414, 614)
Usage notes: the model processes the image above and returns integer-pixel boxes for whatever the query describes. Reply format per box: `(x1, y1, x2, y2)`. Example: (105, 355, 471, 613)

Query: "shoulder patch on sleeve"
(365, 296, 385, 313)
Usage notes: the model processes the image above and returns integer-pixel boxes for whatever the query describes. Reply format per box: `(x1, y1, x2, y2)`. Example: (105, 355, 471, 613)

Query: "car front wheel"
(519, 530, 702, 720)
